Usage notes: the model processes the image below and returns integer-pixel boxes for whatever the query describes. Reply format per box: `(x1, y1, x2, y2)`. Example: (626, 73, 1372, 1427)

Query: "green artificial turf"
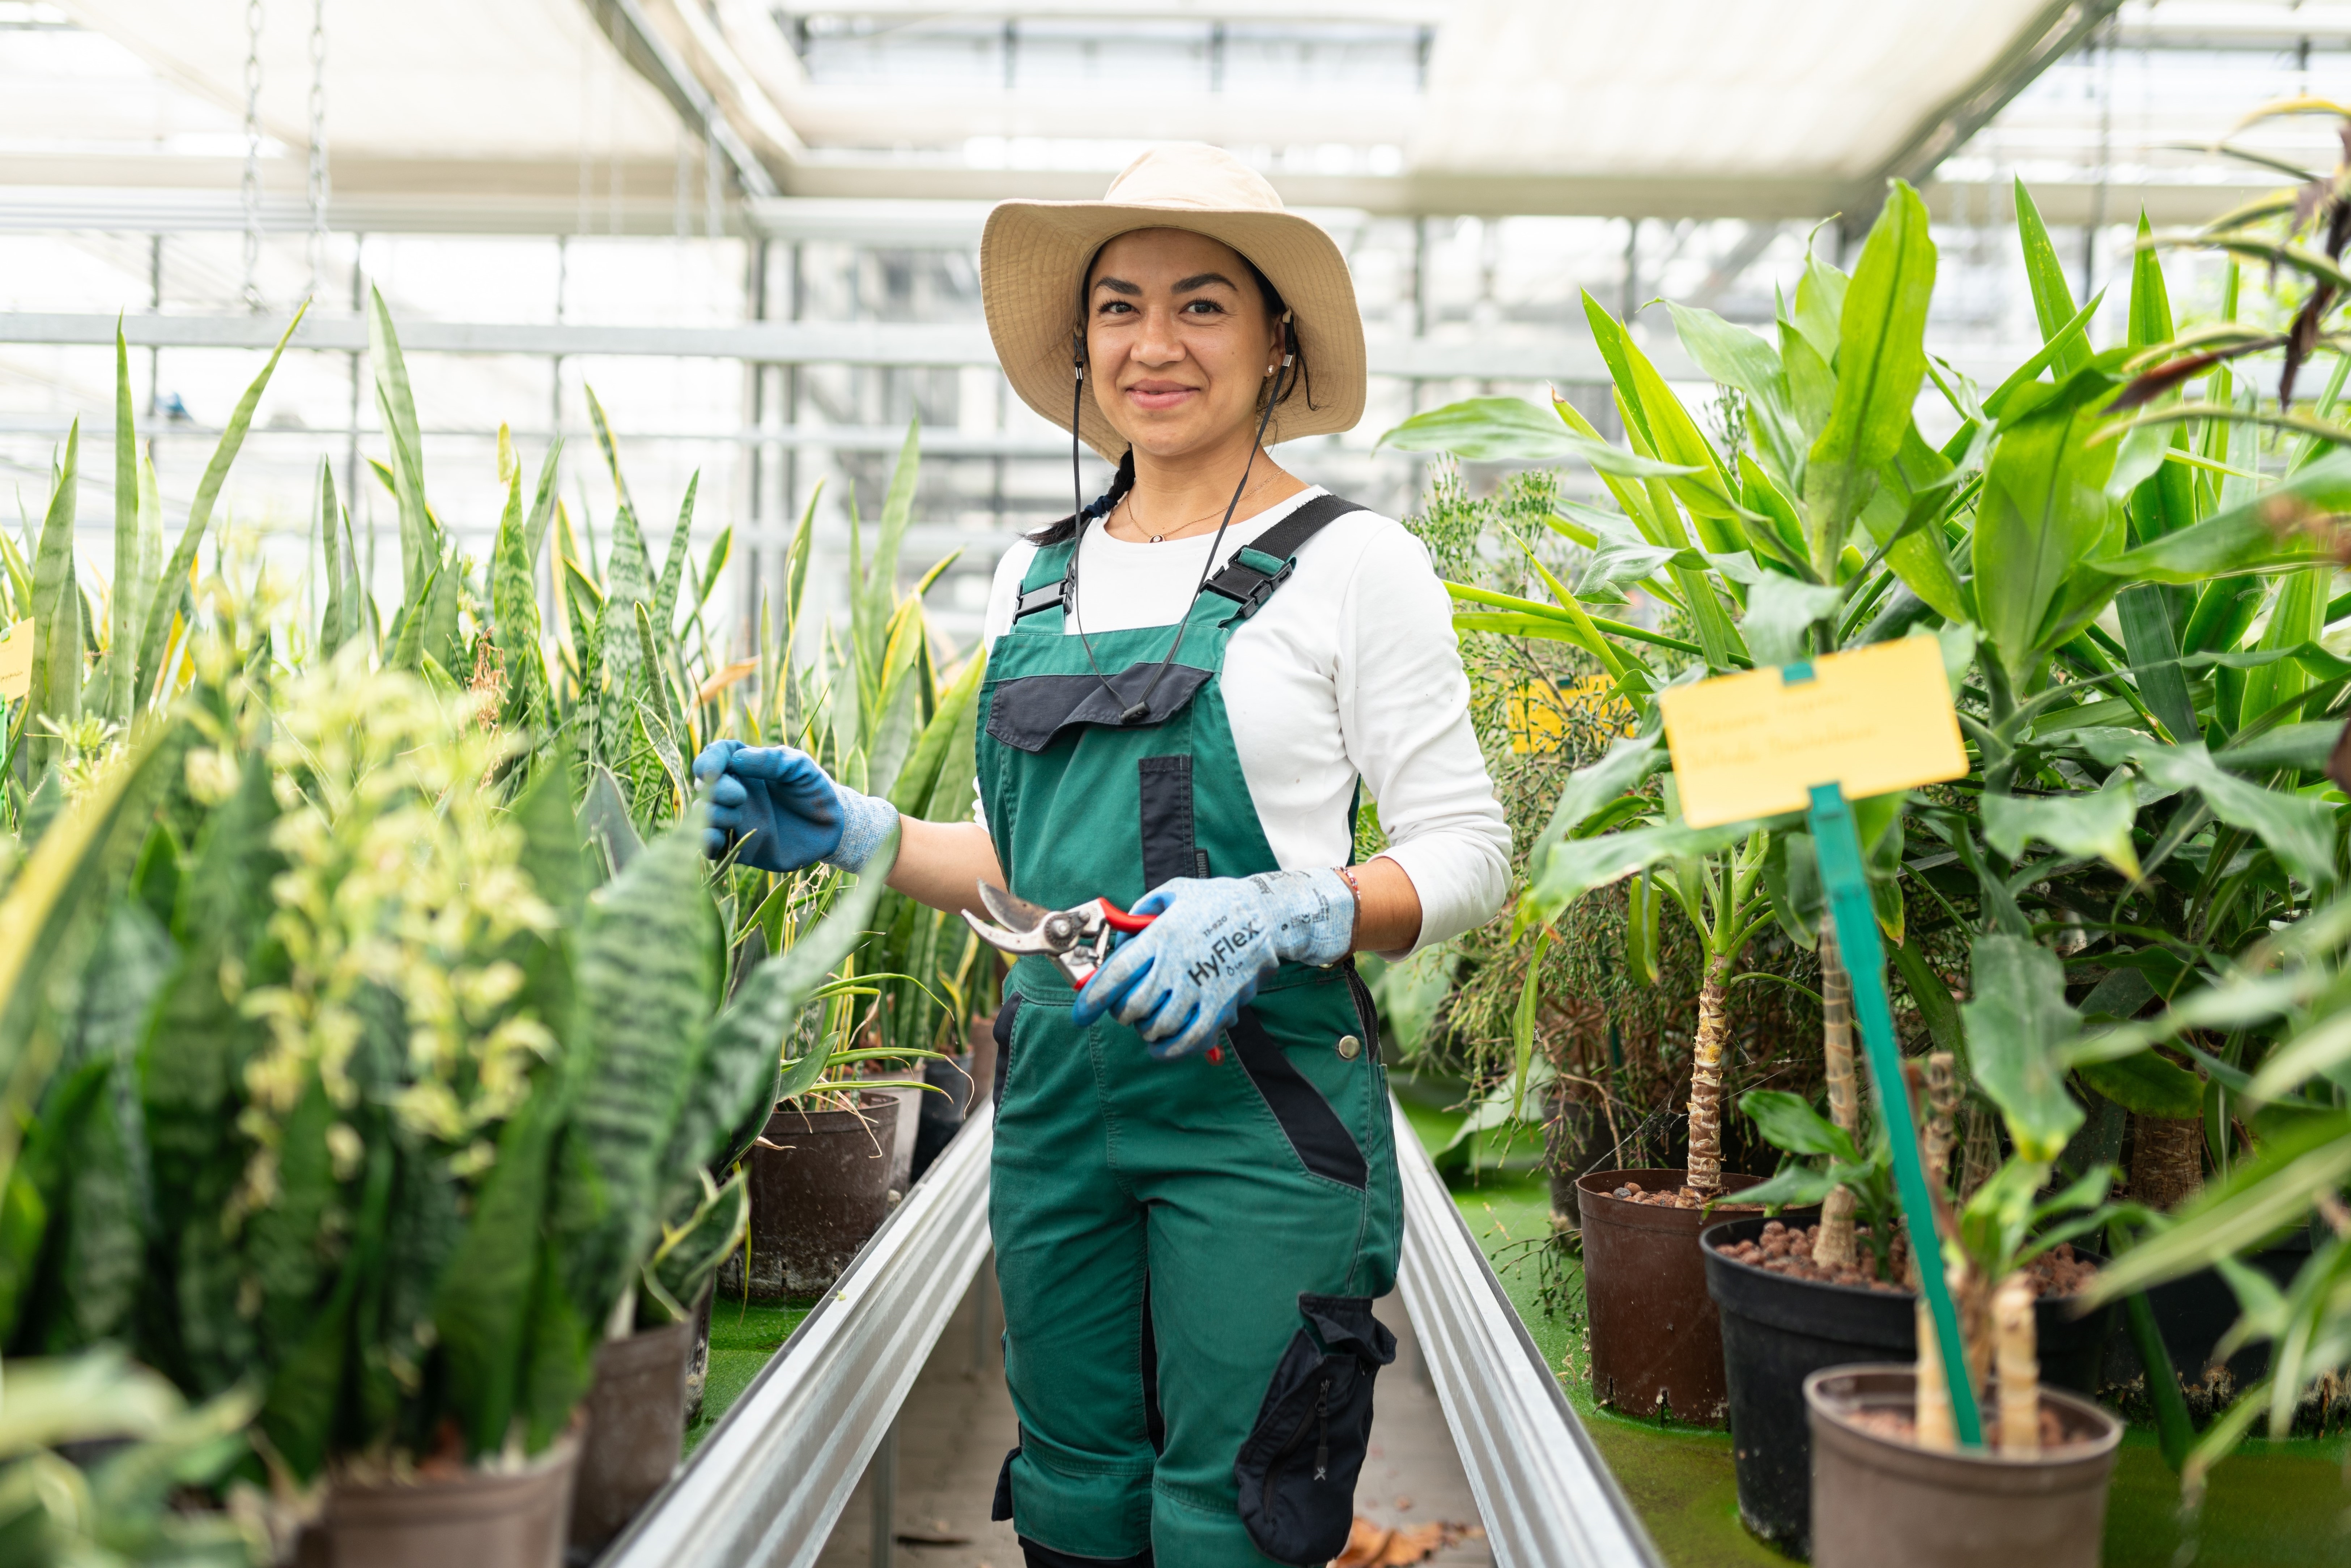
(1411, 1088, 2351, 1567)
(683, 1298, 813, 1454)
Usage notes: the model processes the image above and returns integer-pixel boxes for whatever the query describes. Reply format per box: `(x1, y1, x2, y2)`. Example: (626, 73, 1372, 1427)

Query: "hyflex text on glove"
(1070, 867, 1356, 1060)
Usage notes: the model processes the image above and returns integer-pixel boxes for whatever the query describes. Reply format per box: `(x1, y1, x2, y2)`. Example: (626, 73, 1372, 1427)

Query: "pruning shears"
(961, 881, 1157, 988)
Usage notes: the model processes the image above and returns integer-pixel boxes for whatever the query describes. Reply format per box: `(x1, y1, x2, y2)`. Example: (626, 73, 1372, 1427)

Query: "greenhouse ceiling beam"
(0, 311, 1694, 381)
(591, 0, 784, 199)
(601, 1107, 996, 1568)
(1870, 0, 2126, 212)
(1389, 1099, 1663, 1568)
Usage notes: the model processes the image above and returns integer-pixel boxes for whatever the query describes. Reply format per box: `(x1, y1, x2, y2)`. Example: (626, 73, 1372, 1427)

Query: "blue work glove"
(691, 739, 898, 874)
(1071, 868, 1357, 1060)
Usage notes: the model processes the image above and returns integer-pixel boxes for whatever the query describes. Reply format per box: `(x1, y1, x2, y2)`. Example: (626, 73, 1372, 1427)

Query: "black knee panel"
(1019, 1541, 1153, 1568)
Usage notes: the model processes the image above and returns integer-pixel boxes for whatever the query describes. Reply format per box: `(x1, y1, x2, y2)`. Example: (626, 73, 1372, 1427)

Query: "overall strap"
(1202, 492, 1362, 621)
(1011, 538, 1079, 623)
(1011, 491, 1361, 625)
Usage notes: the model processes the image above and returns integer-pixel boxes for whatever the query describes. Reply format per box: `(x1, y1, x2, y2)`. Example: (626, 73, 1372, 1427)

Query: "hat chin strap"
(1077, 315, 1298, 733)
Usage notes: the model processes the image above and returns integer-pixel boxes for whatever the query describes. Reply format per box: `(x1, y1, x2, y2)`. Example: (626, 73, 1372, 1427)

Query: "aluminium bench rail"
(601, 1094, 1661, 1567)
(1390, 1099, 1663, 1568)
(599, 1100, 996, 1568)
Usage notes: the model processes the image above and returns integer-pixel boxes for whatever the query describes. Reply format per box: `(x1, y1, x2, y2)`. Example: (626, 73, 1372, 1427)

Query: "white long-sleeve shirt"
(977, 487, 1511, 955)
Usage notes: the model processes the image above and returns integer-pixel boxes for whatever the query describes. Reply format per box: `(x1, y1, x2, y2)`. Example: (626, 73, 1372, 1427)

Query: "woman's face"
(1085, 227, 1285, 461)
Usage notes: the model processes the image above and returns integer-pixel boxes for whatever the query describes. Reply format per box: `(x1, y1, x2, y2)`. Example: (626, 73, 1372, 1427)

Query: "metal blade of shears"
(978, 881, 1054, 936)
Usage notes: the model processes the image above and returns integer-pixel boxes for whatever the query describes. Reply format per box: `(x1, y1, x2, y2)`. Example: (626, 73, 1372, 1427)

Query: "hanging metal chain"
(241, 0, 265, 313)
(306, 0, 329, 304)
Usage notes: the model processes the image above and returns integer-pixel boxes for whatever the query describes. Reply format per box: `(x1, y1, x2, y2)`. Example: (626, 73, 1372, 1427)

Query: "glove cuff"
(1260, 865, 1357, 968)
(822, 789, 900, 873)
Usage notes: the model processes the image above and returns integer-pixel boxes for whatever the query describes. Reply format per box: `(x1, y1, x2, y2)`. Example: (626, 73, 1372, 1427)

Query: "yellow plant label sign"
(1658, 636, 1967, 828)
(0, 619, 31, 702)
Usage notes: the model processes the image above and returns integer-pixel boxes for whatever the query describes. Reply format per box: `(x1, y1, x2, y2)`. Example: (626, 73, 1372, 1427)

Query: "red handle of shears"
(1095, 899, 1157, 934)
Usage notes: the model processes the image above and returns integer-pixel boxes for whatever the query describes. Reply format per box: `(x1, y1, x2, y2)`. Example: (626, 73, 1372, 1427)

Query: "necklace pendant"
(1149, 533, 1164, 543)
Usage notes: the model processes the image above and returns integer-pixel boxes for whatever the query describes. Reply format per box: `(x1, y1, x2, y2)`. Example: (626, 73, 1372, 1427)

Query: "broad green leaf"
(1739, 572, 1843, 668)
(1791, 251, 1847, 366)
(2015, 179, 2089, 378)
(1730, 1163, 1839, 1213)
(1960, 933, 2086, 1161)
(588, 386, 653, 696)
(1892, 935, 1965, 1056)
(104, 324, 147, 724)
(2128, 209, 2176, 351)
(2246, 1008, 2351, 1102)
(2216, 720, 2339, 772)
(1618, 331, 1751, 542)
(1521, 817, 1759, 930)
(524, 436, 564, 567)
(552, 816, 724, 1336)
(866, 420, 922, 638)
(2240, 566, 2328, 732)
(1780, 316, 1835, 444)
(136, 308, 302, 705)
(646, 1169, 749, 1321)
(651, 470, 700, 645)
(2076, 1053, 2205, 1119)
(1974, 368, 2124, 682)
(435, 1088, 564, 1457)
(774, 831, 905, 1102)
(890, 646, 988, 819)
(368, 289, 438, 609)
(1666, 300, 1784, 397)
(1377, 397, 1696, 476)
(1527, 733, 1666, 877)
(2115, 584, 2198, 743)
(27, 421, 81, 771)
(2087, 1115, 2351, 1301)
(1803, 181, 1937, 576)
(1740, 1089, 1858, 1162)
(1980, 776, 2140, 878)
(1855, 422, 1970, 624)
(2083, 732, 2338, 891)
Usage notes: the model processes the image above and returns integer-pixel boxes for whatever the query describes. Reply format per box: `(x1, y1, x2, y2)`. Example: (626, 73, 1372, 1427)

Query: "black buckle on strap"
(1013, 579, 1068, 621)
(1207, 555, 1295, 621)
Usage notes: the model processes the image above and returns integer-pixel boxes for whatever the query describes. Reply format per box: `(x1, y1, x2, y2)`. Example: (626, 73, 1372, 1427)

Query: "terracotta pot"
(1703, 1215, 2116, 1555)
(1575, 1167, 1781, 1424)
(567, 1319, 693, 1554)
(733, 1091, 901, 1300)
(1806, 1365, 2122, 1568)
(295, 1437, 578, 1568)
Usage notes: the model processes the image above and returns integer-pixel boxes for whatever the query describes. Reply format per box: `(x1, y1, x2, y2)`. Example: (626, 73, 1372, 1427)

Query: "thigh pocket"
(1233, 1295, 1397, 1566)
(1228, 1009, 1366, 1189)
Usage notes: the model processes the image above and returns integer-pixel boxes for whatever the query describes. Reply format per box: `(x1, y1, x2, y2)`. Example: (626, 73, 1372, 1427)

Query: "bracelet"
(1336, 862, 1363, 906)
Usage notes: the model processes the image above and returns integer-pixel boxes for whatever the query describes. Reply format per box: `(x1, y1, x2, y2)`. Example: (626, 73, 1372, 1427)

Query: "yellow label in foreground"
(1658, 636, 1967, 828)
(0, 619, 31, 702)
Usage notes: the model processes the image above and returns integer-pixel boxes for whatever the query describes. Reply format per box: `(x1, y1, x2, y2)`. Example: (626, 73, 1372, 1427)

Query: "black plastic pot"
(1703, 1215, 2117, 1555)
(730, 1091, 901, 1300)
(2100, 1227, 2313, 1394)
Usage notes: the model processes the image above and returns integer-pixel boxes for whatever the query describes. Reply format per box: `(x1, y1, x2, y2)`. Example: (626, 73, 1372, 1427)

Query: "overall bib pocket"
(1233, 1294, 1397, 1565)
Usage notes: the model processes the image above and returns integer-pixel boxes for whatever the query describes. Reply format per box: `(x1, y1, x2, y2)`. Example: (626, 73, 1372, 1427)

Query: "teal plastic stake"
(1807, 782, 1984, 1448)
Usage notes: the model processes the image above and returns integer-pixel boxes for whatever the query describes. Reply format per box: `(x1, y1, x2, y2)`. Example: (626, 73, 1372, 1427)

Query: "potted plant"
(1804, 957, 2130, 1568)
(1706, 932, 2131, 1551)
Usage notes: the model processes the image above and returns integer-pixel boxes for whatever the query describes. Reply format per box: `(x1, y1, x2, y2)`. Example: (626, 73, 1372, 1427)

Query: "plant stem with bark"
(1816, 920, 1859, 1266)
(1685, 953, 1733, 1194)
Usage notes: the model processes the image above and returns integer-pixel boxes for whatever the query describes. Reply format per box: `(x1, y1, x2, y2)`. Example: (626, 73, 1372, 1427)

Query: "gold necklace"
(1118, 472, 1282, 542)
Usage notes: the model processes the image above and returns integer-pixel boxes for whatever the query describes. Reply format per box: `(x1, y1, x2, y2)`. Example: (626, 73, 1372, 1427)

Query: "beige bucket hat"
(981, 143, 1368, 461)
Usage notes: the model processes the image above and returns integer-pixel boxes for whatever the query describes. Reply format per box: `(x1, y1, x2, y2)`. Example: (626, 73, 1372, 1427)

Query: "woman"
(693, 144, 1508, 1568)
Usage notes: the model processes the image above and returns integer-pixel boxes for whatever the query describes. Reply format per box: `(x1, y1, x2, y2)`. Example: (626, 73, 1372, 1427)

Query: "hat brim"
(980, 201, 1368, 463)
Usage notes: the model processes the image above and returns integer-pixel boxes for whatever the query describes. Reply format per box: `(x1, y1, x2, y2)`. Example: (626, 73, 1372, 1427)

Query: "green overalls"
(979, 494, 1404, 1568)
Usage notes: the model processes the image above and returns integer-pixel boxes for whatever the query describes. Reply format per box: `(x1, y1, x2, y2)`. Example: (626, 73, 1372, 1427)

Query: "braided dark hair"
(1026, 447, 1135, 547)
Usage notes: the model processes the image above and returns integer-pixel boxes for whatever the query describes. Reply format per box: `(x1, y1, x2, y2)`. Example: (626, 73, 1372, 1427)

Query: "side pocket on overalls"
(991, 993, 1025, 1110)
(1233, 1294, 1397, 1565)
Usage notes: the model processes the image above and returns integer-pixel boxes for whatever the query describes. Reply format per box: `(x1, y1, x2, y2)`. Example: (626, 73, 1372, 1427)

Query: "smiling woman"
(693, 142, 1508, 1568)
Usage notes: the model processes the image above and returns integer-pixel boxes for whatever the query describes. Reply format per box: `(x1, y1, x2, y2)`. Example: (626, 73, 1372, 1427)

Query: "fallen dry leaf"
(1332, 1516, 1478, 1567)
